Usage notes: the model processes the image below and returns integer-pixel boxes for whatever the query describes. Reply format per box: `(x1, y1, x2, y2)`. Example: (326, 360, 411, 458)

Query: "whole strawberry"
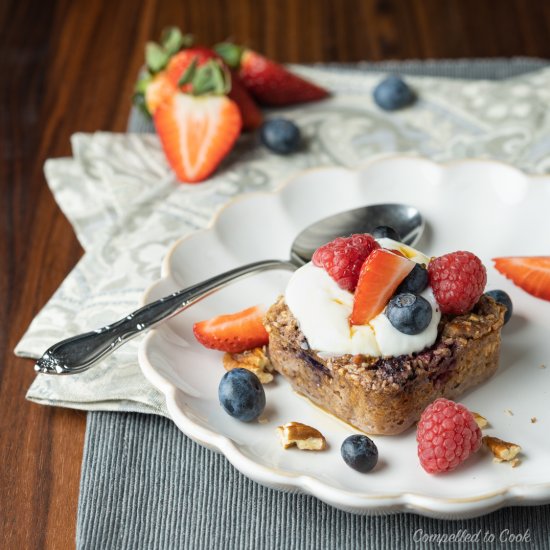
(428, 251, 487, 315)
(312, 234, 380, 292)
(417, 398, 482, 474)
(215, 42, 329, 106)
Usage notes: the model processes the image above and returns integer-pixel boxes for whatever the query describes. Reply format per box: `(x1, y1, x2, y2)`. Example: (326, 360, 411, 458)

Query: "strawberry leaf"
(178, 57, 198, 86)
(214, 42, 243, 69)
(190, 60, 231, 96)
(132, 91, 151, 118)
(161, 27, 193, 56)
(145, 42, 169, 73)
(132, 69, 154, 117)
(134, 70, 153, 94)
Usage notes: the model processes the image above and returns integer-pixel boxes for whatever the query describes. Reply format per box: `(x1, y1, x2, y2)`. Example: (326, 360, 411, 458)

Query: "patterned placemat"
(77, 59, 550, 549)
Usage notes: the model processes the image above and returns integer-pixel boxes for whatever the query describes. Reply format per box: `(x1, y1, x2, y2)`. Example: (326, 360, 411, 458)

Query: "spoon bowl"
(35, 202, 423, 374)
(291, 203, 423, 264)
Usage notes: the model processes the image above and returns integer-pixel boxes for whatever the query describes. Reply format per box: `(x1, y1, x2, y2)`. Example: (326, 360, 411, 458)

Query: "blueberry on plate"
(397, 263, 429, 294)
(373, 75, 415, 111)
(386, 292, 432, 335)
(218, 368, 266, 422)
(485, 289, 513, 325)
(371, 225, 401, 241)
(260, 118, 301, 155)
(341, 434, 378, 473)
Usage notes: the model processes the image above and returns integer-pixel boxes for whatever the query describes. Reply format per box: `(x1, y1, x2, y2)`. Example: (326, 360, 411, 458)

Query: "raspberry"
(312, 234, 380, 291)
(428, 251, 487, 315)
(417, 398, 482, 474)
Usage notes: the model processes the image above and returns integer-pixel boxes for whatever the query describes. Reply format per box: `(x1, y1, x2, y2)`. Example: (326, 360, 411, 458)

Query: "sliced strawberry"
(135, 32, 262, 130)
(164, 47, 262, 132)
(493, 256, 550, 301)
(351, 249, 415, 325)
(215, 43, 329, 106)
(154, 93, 241, 182)
(193, 306, 269, 353)
(145, 71, 177, 114)
(153, 61, 242, 183)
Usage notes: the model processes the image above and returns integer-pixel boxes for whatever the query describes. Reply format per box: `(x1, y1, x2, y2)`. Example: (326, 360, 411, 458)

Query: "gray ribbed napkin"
(76, 59, 550, 550)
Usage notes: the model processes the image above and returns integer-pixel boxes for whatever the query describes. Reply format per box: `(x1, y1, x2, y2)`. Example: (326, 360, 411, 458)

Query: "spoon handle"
(35, 259, 297, 375)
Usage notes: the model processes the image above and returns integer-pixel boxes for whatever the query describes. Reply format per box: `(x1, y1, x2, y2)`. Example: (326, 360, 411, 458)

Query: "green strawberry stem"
(180, 60, 232, 96)
(134, 70, 153, 94)
(132, 69, 154, 117)
(145, 26, 196, 74)
(132, 91, 150, 118)
(214, 42, 244, 69)
(178, 57, 199, 87)
(161, 27, 193, 56)
(145, 42, 170, 73)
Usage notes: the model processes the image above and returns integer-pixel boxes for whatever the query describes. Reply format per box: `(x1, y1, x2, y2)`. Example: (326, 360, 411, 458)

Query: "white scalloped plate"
(138, 156, 550, 518)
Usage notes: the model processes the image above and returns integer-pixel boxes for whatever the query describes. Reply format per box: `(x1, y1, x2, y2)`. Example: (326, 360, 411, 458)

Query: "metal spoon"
(35, 203, 423, 375)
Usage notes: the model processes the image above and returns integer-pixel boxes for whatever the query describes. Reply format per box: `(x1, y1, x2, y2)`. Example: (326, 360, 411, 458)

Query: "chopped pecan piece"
(472, 412, 489, 429)
(223, 346, 274, 383)
(277, 422, 327, 451)
(483, 436, 521, 464)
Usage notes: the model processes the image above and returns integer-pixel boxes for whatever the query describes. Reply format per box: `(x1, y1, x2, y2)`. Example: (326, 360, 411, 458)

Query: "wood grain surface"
(1, 0, 550, 547)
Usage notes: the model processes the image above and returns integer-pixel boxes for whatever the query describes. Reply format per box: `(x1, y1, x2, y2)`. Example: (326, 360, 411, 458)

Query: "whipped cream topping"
(375, 237, 431, 264)
(284, 240, 440, 357)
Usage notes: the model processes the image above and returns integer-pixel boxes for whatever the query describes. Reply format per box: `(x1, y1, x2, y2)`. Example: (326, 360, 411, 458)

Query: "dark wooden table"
(2, 1, 550, 547)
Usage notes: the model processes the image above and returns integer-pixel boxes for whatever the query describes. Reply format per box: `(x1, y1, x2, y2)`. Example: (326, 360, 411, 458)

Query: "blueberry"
(260, 118, 301, 155)
(373, 75, 415, 111)
(397, 263, 428, 294)
(485, 289, 513, 325)
(341, 435, 378, 473)
(218, 368, 266, 422)
(386, 292, 432, 335)
(371, 225, 401, 241)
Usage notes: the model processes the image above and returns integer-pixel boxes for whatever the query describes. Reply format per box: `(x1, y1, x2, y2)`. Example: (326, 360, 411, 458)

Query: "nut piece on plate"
(472, 412, 489, 429)
(277, 422, 327, 451)
(483, 436, 522, 466)
(223, 347, 274, 384)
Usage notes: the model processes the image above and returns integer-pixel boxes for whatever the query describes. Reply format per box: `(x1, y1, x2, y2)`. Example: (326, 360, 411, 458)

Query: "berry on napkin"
(153, 60, 242, 183)
(215, 42, 329, 106)
(134, 28, 262, 131)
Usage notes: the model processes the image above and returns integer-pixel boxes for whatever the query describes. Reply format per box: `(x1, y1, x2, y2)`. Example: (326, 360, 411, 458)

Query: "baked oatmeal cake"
(264, 234, 506, 435)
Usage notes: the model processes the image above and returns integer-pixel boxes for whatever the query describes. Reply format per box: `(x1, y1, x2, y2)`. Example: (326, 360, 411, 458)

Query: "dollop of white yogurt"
(284, 241, 440, 357)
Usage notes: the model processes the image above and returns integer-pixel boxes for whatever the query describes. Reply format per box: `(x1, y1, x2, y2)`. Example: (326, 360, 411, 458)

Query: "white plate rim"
(138, 154, 550, 517)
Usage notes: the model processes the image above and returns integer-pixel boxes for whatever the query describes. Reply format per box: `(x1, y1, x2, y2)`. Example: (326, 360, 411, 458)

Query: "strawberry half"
(215, 42, 329, 106)
(153, 60, 242, 183)
(165, 47, 262, 130)
(193, 306, 269, 353)
(145, 71, 177, 115)
(493, 256, 550, 301)
(351, 249, 415, 325)
(134, 29, 262, 130)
